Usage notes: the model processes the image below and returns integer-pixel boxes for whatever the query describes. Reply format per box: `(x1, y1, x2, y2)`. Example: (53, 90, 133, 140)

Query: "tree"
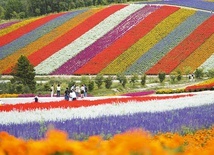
(130, 74, 138, 86)
(141, 74, 146, 86)
(88, 80, 94, 92)
(0, 6, 5, 19)
(116, 73, 127, 87)
(194, 68, 204, 79)
(158, 72, 165, 83)
(104, 75, 113, 89)
(95, 74, 104, 89)
(11, 55, 36, 92)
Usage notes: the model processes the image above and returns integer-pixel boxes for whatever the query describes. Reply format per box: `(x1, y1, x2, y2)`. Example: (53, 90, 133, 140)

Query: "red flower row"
(0, 94, 193, 112)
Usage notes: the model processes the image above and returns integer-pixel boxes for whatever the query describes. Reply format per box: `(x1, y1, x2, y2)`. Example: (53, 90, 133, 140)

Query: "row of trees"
(1, 55, 213, 95)
(0, 0, 142, 20)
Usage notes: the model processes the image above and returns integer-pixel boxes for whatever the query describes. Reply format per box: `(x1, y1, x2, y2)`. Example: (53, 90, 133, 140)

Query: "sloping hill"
(0, 1, 213, 75)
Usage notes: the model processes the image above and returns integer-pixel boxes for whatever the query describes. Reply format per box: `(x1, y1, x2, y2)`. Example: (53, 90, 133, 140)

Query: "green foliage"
(104, 76, 113, 89)
(206, 68, 214, 78)
(140, 74, 146, 86)
(11, 55, 36, 93)
(176, 70, 182, 81)
(0, 6, 5, 19)
(116, 73, 127, 87)
(80, 76, 90, 86)
(95, 74, 104, 89)
(4, 0, 26, 19)
(194, 68, 204, 79)
(88, 80, 94, 92)
(130, 74, 138, 85)
(170, 72, 176, 84)
(158, 72, 166, 83)
(122, 76, 127, 88)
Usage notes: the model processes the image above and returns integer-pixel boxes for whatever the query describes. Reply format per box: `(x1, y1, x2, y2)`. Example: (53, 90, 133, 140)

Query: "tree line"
(0, 0, 145, 20)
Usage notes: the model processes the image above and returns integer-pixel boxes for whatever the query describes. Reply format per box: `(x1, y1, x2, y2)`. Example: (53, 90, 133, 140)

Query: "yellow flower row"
(0, 8, 102, 74)
(100, 8, 195, 74)
(156, 88, 185, 94)
(0, 94, 18, 98)
(173, 34, 214, 73)
(0, 17, 41, 36)
(195, 77, 214, 86)
(0, 127, 214, 155)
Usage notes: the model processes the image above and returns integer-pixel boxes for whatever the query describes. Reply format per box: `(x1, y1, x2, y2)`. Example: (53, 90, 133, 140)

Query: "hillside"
(0, 0, 214, 75)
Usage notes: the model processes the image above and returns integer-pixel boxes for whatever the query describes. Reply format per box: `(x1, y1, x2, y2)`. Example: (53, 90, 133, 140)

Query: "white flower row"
(35, 4, 146, 74)
(199, 54, 214, 72)
(0, 91, 214, 125)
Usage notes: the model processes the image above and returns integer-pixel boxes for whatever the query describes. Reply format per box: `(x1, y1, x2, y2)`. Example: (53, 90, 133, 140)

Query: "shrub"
(104, 76, 113, 89)
(88, 80, 94, 92)
(158, 72, 165, 83)
(141, 74, 146, 86)
(95, 74, 104, 89)
(194, 68, 204, 79)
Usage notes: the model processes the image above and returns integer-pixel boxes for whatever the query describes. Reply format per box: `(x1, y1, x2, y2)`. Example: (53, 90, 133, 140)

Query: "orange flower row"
(0, 127, 214, 155)
(173, 34, 214, 73)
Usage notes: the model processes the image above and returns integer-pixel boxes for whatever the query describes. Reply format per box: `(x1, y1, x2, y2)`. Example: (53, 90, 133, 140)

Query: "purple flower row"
(0, 21, 20, 30)
(52, 5, 160, 75)
(125, 10, 211, 74)
(137, 0, 214, 12)
(1, 102, 213, 140)
(0, 10, 86, 60)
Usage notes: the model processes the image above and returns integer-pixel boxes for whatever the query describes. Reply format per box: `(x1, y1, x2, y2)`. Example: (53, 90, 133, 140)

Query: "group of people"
(49, 83, 88, 101)
(50, 84, 61, 97)
(188, 74, 195, 82)
(64, 84, 88, 101)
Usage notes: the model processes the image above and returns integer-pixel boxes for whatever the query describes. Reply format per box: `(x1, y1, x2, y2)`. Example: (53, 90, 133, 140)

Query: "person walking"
(51, 85, 54, 97)
(84, 84, 88, 97)
(56, 84, 61, 97)
(64, 88, 69, 101)
(80, 84, 85, 98)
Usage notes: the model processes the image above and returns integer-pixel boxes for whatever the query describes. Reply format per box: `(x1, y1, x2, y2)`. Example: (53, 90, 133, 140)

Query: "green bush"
(158, 72, 166, 83)
(104, 76, 113, 89)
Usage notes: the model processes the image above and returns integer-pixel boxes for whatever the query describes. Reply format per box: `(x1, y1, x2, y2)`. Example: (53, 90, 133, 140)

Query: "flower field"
(0, 91, 214, 154)
(0, 1, 214, 75)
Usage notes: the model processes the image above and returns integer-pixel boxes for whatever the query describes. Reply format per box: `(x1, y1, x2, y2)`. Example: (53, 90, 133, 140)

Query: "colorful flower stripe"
(146, 15, 214, 75)
(199, 54, 214, 72)
(0, 21, 20, 30)
(0, 12, 66, 47)
(125, 11, 210, 75)
(0, 94, 191, 112)
(53, 4, 158, 75)
(34, 4, 142, 74)
(0, 17, 41, 37)
(75, 6, 179, 75)
(185, 78, 214, 91)
(140, 0, 214, 11)
(26, 5, 125, 69)
(2, 9, 101, 74)
(0, 93, 207, 125)
(0, 91, 213, 140)
(101, 8, 195, 74)
(173, 34, 214, 73)
(0, 11, 79, 61)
